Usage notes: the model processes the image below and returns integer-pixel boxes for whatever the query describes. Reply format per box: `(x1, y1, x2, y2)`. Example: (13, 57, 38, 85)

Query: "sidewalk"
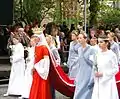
(0, 64, 11, 72)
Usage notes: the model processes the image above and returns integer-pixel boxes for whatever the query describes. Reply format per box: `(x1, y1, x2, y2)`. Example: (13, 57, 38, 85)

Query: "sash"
(82, 45, 93, 67)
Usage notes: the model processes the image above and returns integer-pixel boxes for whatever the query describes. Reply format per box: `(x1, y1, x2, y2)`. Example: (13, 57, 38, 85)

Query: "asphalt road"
(0, 84, 70, 99)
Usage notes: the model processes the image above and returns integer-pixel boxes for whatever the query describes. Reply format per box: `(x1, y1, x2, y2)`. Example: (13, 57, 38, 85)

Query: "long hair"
(45, 22, 57, 35)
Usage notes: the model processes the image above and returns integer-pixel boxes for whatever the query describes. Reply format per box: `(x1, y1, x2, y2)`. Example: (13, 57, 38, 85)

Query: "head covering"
(98, 35, 109, 42)
(18, 28, 24, 32)
(106, 30, 110, 33)
(32, 27, 43, 34)
(32, 32, 49, 48)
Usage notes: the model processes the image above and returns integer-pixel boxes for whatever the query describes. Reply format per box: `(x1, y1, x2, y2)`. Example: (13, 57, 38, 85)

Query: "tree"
(89, 0, 100, 27)
(54, 0, 78, 24)
(97, 0, 120, 26)
(14, 0, 55, 24)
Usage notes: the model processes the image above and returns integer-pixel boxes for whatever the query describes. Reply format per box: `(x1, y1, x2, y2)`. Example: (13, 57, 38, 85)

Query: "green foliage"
(100, 9, 120, 24)
(98, 1, 120, 25)
(14, 0, 54, 24)
(53, 6, 62, 24)
(14, 0, 120, 27)
(89, 0, 101, 27)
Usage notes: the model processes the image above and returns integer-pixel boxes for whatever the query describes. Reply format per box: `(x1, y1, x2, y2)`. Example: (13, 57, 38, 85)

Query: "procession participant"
(90, 37, 100, 52)
(46, 34, 61, 65)
(73, 33, 95, 99)
(107, 32, 119, 62)
(4, 36, 25, 96)
(17, 27, 30, 47)
(45, 22, 75, 98)
(20, 36, 35, 99)
(29, 33, 52, 99)
(92, 35, 119, 99)
(46, 34, 61, 99)
(45, 22, 60, 50)
(67, 30, 80, 80)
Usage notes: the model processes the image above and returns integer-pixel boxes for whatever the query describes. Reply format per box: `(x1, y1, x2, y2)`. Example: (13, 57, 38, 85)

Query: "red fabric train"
(49, 54, 75, 97)
(115, 69, 120, 97)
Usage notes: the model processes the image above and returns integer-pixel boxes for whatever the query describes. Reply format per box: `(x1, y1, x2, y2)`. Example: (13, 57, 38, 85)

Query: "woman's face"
(71, 33, 77, 41)
(90, 38, 97, 46)
(30, 37, 40, 46)
(107, 33, 113, 41)
(30, 38, 36, 46)
(13, 38, 19, 45)
(46, 36, 51, 45)
(25, 25, 30, 32)
(51, 28, 58, 36)
(98, 39, 108, 50)
(78, 34, 86, 45)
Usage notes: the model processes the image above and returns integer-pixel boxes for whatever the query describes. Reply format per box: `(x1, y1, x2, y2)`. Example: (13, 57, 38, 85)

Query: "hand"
(31, 67, 35, 75)
(10, 56, 13, 63)
(95, 72, 103, 77)
(26, 59, 30, 63)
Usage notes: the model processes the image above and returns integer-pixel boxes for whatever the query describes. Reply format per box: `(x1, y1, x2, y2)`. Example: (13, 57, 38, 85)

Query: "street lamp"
(84, 0, 87, 33)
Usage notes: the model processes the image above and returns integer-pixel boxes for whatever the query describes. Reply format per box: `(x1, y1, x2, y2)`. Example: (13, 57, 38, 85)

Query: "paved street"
(0, 84, 70, 99)
(0, 58, 70, 99)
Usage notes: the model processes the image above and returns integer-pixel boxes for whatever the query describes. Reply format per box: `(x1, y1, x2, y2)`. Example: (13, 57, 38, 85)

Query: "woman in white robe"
(92, 35, 119, 99)
(20, 45, 35, 98)
(4, 37, 25, 96)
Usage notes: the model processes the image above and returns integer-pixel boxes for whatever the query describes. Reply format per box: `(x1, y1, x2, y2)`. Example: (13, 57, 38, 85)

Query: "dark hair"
(98, 35, 110, 49)
(45, 22, 57, 35)
(104, 40, 110, 50)
(114, 36, 118, 42)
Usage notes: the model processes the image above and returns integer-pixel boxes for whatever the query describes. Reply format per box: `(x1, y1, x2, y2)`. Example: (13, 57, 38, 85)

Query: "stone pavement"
(0, 57, 70, 99)
(0, 84, 70, 99)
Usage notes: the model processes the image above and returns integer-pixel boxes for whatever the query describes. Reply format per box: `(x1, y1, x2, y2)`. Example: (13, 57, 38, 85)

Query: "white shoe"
(3, 93, 9, 97)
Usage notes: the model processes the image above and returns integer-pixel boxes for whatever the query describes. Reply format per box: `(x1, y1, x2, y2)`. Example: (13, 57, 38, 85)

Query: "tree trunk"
(89, 0, 99, 27)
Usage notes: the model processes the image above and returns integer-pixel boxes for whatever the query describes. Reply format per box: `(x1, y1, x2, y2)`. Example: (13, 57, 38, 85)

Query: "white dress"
(92, 50, 119, 99)
(7, 43, 25, 95)
(21, 47, 35, 98)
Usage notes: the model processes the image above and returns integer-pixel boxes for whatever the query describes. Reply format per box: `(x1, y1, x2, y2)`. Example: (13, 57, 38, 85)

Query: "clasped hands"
(95, 72, 103, 77)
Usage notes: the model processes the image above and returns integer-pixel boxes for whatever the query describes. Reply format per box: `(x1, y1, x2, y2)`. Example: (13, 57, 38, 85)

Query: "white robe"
(21, 47, 35, 98)
(92, 50, 119, 99)
(7, 43, 25, 95)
